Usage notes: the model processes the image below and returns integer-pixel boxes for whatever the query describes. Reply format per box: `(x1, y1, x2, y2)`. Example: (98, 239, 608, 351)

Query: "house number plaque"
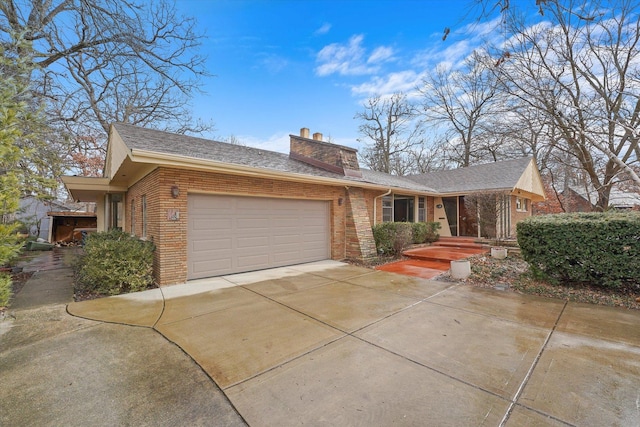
(167, 209, 180, 221)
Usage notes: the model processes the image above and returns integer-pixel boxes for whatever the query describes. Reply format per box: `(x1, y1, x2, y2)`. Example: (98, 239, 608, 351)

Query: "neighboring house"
(63, 123, 545, 286)
(562, 186, 640, 212)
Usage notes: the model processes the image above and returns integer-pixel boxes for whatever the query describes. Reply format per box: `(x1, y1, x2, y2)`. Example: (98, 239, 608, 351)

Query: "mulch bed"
(433, 253, 640, 310)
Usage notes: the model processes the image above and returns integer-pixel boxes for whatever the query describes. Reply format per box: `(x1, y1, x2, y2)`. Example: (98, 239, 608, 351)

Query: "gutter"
(373, 189, 392, 226)
(130, 148, 438, 195)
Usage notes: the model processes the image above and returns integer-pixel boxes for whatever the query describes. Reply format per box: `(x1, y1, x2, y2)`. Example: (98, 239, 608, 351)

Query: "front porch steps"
(432, 236, 487, 250)
(403, 237, 488, 263)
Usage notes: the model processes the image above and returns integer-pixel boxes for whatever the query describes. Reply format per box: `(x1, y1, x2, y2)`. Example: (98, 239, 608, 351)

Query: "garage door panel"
(192, 239, 233, 251)
(273, 235, 300, 245)
(301, 230, 325, 244)
(271, 218, 299, 228)
(237, 254, 270, 268)
(188, 195, 330, 279)
(191, 200, 233, 213)
(303, 217, 326, 227)
(192, 218, 233, 230)
(192, 259, 232, 275)
(236, 217, 269, 228)
(272, 251, 301, 263)
(237, 236, 269, 248)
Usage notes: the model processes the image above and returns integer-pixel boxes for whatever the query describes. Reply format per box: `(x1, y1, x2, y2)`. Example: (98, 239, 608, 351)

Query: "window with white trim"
(141, 195, 147, 238)
(130, 200, 136, 235)
(418, 197, 426, 222)
(516, 197, 529, 212)
(382, 196, 393, 222)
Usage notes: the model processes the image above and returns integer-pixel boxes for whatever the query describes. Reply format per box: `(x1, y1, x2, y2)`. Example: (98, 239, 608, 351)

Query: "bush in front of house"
(517, 211, 640, 289)
(372, 222, 410, 255)
(76, 229, 155, 295)
(373, 222, 441, 255)
(412, 221, 441, 244)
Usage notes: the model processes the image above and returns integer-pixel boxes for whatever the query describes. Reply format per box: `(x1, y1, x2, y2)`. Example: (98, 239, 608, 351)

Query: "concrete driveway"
(66, 260, 640, 426)
(0, 249, 245, 426)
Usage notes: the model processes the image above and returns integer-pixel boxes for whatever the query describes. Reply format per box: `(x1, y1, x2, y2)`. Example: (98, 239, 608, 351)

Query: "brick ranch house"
(63, 123, 545, 286)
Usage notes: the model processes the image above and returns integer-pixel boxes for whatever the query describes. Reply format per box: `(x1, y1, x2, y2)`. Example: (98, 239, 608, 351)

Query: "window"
(418, 197, 426, 222)
(516, 197, 529, 212)
(107, 193, 124, 230)
(141, 195, 147, 238)
(130, 200, 136, 235)
(382, 196, 393, 222)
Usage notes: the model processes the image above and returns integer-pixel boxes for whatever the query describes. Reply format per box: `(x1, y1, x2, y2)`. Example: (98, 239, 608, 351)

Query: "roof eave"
(129, 148, 439, 195)
(61, 176, 128, 202)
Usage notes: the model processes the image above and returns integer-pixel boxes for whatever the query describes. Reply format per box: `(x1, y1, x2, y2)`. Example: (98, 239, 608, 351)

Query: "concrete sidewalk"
(0, 249, 246, 427)
(67, 261, 640, 426)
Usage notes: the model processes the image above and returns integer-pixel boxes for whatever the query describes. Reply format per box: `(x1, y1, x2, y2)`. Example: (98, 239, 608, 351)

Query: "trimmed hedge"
(372, 222, 440, 255)
(76, 229, 155, 295)
(517, 211, 640, 288)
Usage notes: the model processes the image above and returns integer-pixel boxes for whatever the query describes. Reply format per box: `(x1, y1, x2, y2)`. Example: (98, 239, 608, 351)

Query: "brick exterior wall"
(510, 195, 532, 237)
(289, 135, 362, 177)
(363, 189, 382, 226)
(125, 167, 440, 285)
(426, 196, 435, 222)
(127, 167, 354, 285)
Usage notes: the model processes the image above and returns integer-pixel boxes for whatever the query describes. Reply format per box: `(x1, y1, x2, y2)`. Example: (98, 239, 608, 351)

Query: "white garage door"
(187, 194, 330, 279)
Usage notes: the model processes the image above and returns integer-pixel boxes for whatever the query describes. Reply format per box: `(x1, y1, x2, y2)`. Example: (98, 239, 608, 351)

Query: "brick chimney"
(290, 128, 362, 178)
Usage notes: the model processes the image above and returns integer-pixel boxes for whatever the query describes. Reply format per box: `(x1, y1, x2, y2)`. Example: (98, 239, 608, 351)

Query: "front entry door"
(442, 197, 458, 236)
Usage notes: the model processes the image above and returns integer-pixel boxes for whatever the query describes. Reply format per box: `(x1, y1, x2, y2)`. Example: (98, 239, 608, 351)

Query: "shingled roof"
(407, 157, 535, 193)
(112, 123, 348, 181)
(112, 123, 441, 192)
(360, 169, 437, 192)
(110, 123, 537, 196)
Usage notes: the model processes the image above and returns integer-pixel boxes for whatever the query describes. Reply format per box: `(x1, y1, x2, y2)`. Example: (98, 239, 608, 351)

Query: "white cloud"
(315, 15, 508, 107)
(314, 22, 332, 36)
(412, 39, 473, 71)
(258, 53, 289, 74)
(351, 70, 425, 98)
(368, 46, 394, 64)
(241, 132, 290, 154)
(315, 35, 393, 76)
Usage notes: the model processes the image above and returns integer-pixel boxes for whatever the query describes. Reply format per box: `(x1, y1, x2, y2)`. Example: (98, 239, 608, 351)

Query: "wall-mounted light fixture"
(171, 185, 180, 199)
(436, 204, 443, 209)
(338, 198, 343, 206)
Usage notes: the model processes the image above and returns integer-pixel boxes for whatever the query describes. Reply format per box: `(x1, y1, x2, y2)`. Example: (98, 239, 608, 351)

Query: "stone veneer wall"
(290, 137, 342, 169)
(289, 135, 361, 176)
(345, 187, 378, 261)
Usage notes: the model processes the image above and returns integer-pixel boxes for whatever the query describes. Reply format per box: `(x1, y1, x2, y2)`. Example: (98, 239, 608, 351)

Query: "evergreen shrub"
(517, 211, 640, 288)
(372, 221, 440, 255)
(76, 229, 155, 295)
(412, 221, 441, 244)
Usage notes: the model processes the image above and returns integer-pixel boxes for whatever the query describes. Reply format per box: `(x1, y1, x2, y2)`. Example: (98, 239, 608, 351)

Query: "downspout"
(373, 189, 392, 226)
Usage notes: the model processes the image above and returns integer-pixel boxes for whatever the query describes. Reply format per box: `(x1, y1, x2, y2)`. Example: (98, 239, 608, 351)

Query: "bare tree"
(418, 50, 502, 167)
(0, 0, 213, 176)
(495, 0, 640, 210)
(409, 138, 450, 173)
(355, 93, 424, 175)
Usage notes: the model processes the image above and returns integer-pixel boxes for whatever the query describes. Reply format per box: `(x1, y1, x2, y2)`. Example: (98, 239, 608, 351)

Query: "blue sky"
(176, 0, 507, 153)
